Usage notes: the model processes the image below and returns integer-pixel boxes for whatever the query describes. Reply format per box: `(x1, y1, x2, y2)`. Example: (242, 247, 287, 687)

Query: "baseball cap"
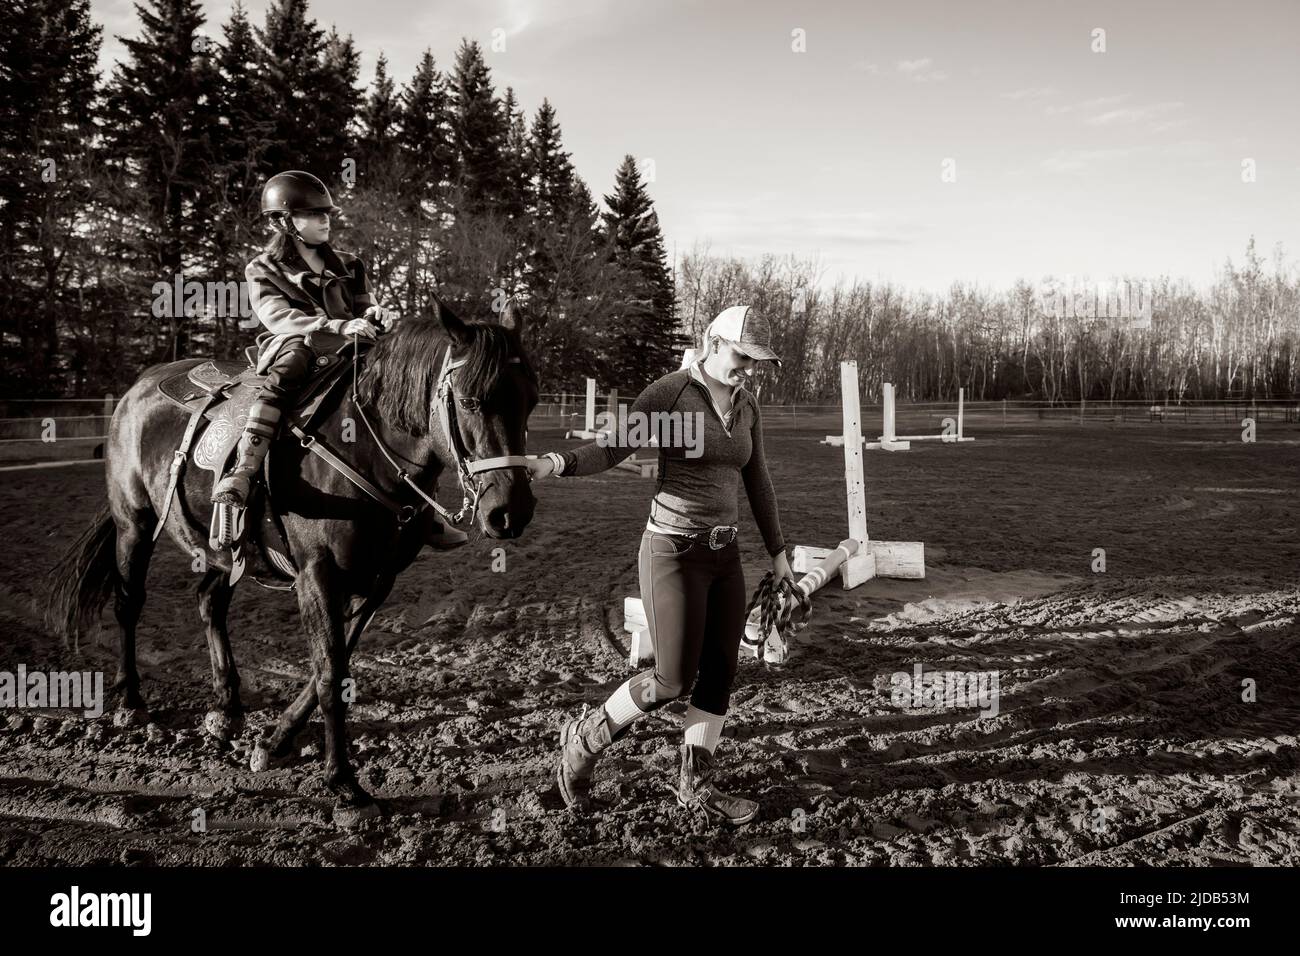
(706, 305, 782, 367)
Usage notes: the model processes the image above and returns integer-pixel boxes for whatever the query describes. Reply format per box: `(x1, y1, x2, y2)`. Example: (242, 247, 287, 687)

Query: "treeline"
(1, 0, 683, 399)
(678, 239, 1300, 404)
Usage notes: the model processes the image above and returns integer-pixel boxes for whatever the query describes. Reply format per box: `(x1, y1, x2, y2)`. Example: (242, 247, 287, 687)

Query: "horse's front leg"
(294, 560, 375, 816)
(254, 573, 395, 766)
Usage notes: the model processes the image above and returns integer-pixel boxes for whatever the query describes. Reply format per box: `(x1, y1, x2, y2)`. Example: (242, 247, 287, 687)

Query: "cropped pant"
(626, 529, 748, 716)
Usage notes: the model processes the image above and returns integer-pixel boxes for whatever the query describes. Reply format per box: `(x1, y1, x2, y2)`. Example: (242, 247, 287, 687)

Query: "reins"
(290, 330, 529, 529)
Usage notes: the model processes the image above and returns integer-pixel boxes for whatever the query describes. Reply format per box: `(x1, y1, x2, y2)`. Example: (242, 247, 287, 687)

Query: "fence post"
(1002, 399, 1006, 426)
(1080, 398, 1085, 426)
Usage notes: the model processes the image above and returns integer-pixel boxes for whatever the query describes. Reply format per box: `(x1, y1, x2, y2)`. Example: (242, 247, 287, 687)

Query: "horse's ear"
(432, 295, 471, 345)
(500, 296, 526, 334)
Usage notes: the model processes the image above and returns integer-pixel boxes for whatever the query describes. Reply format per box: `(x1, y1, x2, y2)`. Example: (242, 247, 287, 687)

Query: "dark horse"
(47, 299, 538, 815)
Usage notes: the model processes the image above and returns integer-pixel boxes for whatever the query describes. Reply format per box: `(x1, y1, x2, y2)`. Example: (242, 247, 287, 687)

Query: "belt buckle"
(707, 526, 737, 550)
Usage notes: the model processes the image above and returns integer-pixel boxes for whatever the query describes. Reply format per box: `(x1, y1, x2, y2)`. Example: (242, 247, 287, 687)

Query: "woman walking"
(529, 305, 793, 825)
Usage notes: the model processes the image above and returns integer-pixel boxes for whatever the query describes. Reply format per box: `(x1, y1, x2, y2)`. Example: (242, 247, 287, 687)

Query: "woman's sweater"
(557, 361, 786, 557)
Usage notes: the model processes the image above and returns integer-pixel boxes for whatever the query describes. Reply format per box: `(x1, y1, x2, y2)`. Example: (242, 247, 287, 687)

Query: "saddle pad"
(189, 359, 257, 391)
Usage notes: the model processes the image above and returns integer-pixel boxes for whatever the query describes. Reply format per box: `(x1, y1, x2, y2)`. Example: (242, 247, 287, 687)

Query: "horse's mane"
(356, 316, 535, 435)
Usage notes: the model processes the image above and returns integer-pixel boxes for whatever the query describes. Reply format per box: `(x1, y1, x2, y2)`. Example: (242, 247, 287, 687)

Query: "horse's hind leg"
(197, 569, 243, 741)
(110, 507, 156, 722)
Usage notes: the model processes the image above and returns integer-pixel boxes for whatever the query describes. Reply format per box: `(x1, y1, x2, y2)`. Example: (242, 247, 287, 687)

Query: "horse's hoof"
(250, 743, 270, 772)
(333, 800, 381, 828)
(203, 710, 241, 742)
(112, 706, 149, 729)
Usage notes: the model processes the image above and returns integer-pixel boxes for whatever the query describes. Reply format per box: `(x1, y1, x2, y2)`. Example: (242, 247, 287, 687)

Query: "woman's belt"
(650, 524, 738, 550)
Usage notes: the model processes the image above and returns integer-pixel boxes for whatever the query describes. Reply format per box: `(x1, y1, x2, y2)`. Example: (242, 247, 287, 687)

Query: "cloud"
(687, 204, 918, 250)
(1041, 147, 1140, 174)
(895, 57, 947, 82)
(1046, 93, 1131, 116)
(1086, 101, 1184, 126)
(1002, 86, 1058, 101)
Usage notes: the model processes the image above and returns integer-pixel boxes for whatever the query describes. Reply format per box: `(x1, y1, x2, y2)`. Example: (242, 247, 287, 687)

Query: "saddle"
(152, 335, 363, 584)
(157, 339, 353, 477)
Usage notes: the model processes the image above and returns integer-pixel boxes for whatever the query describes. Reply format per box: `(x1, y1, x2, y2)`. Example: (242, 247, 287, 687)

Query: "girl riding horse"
(213, 169, 464, 549)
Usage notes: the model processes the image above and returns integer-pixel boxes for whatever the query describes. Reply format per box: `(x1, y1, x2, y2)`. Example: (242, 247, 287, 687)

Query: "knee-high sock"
(602, 679, 647, 735)
(683, 704, 725, 753)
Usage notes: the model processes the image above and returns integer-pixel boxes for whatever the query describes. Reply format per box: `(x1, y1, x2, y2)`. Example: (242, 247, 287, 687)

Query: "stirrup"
(209, 500, 246, 550)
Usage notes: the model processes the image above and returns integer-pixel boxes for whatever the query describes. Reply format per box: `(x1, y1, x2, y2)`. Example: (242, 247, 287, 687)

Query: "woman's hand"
(524, 455, 556, 482)
(342, 318, 379, 340)
(771, 550, 795, 588)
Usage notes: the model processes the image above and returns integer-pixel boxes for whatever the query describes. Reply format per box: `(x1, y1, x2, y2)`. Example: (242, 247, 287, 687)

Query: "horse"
(46, 298, 538, 815)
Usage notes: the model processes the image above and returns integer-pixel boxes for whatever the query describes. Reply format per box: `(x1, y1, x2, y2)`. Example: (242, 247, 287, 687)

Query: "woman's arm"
(740, 397, 788, 558)
(531, 374, 682, 479)
(246, 258, 347, 336)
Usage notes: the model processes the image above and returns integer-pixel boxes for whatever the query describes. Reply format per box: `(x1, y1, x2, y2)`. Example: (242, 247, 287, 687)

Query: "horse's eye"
(458, 397, 481, 413)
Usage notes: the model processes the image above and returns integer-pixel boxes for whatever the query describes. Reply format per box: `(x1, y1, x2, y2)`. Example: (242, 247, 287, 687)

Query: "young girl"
(212, 169, 464, 549)
(531, 305, 794, 825)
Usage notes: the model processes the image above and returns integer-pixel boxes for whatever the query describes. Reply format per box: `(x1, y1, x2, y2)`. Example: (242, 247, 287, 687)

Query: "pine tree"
(317, 27, 361, 181)
(360, 53, 397, 163)
(499, 87, 531, 230)
(254, 0, 325, 175)
(527, 100, 576, 226)
(601, 155, 681, 388)
(0, 0, 103, 394)
(398, 49, 455, 197)
(448, 39, 509, 217)
(103, 0, 218, 362)
(210, 1, 276, 341)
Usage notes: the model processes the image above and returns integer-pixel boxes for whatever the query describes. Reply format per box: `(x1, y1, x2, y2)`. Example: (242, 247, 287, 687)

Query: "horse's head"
(359, 296, 539, 539)
(430, 296, 538, 539)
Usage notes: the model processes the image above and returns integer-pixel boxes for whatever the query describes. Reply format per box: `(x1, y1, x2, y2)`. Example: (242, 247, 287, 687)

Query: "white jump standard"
(565, 378, 606, 440)
(822, 383, 974, 450)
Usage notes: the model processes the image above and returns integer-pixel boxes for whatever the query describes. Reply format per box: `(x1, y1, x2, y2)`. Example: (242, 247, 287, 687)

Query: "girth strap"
(153, 387, 228, 542)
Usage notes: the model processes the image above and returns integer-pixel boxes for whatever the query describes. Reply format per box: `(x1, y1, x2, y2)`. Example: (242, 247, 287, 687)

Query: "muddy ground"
(1, 416, 1298, 866)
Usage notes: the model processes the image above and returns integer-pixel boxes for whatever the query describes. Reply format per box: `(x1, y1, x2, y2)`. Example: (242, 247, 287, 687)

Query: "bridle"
(293, 337, 531, 530)
(431, 344, 532, 519)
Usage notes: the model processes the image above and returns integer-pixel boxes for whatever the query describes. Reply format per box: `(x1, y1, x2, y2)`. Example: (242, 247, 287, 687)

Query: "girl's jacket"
(244, 244, 374, 372)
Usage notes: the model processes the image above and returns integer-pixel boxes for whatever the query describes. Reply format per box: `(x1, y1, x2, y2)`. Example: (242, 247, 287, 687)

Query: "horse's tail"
(45, 504, 118, 648)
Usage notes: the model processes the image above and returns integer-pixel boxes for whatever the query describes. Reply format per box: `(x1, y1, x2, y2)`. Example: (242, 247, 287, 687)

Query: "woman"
(530, 305, 794, 825)
(211, 170, 464, 549)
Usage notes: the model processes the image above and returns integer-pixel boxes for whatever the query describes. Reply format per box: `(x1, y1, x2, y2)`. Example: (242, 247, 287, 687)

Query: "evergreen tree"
(209, 1, 276, 349)
(103, 0, 218, 362)
(448, 39, 509, 216)
(0, 0, 103, 394)
(317, 26, 361, 180)
(601, 155, 681, 387)
(254, 0, 325, 175)
(499, 86, 530, 229)
(397, 49, 455, 197)
(360, 53, 397, 163)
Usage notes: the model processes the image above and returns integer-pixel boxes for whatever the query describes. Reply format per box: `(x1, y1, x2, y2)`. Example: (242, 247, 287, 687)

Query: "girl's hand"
(771, 550, 795, 588)
(364, 305, 400, 331)
(342, 318, 379, 340)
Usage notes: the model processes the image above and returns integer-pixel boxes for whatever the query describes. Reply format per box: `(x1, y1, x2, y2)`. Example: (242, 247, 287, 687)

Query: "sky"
(90, 0, 1300, 292)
